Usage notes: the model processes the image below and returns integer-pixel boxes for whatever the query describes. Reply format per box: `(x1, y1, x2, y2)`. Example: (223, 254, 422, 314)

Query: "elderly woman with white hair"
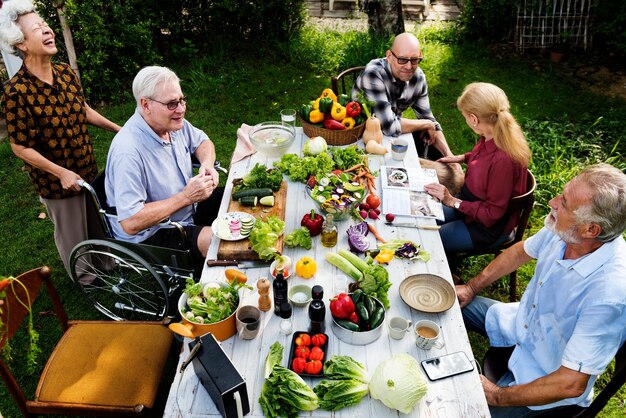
(0, 0, 120, 277)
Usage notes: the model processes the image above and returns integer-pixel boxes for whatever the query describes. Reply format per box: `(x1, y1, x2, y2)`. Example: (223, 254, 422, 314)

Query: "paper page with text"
(380, 166, 444, 220)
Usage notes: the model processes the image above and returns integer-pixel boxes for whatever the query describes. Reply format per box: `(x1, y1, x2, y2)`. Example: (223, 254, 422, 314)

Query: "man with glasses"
(105, 66, 223, 267)
(352, 32, 453, 160)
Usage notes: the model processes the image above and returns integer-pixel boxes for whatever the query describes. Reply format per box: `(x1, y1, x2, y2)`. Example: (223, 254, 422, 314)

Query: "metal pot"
(331, 295, 385, 345)
(168, 282, 239, 341)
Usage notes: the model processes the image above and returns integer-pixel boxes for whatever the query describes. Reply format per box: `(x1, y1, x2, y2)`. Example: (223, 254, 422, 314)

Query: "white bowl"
(331, 295, 385, 345)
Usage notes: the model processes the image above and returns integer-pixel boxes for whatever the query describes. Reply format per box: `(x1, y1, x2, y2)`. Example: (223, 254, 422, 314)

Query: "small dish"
(211, 212, 255, 241)
(399, 274, 455, 313)
(269, 260, 291, 279)
(288, 284, 313, 307)
(287, 331, 329, 377)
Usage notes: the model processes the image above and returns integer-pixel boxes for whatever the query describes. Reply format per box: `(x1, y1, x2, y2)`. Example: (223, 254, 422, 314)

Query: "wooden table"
(164, 128, 490, 417)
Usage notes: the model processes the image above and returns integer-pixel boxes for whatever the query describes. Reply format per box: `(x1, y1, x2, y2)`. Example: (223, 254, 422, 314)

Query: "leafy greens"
(248, 216, 285, 261)
(274, 153, 334, 183)
(233, 163, 283, 192)
(284, 227, 312, 250)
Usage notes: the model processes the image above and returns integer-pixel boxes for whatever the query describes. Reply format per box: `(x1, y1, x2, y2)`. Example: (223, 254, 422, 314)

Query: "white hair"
(0, 0, 36, 58)
(132, 66, 180, 110)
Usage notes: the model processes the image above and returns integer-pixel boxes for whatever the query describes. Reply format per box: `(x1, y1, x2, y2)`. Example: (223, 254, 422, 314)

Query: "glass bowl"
(307, 172, 366, 221)
(248, 122, 296, 157)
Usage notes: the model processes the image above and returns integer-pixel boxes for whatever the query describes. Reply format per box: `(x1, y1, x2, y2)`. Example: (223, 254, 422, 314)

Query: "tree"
(362, 0, 405, 37)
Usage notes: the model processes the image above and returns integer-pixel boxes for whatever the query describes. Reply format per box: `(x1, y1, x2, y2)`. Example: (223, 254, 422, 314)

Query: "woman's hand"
(436, 154, 465, 164)
(423, 182, 454, 206)
(59, 168, 83, 192)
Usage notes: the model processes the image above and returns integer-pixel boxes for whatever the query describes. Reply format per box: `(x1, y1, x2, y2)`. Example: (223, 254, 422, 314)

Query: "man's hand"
(199, 163, 220, 186)
(455, 283, 479, 308)
(480, 374, 503, 405)
(183, 172, 215, 204)
(59, 168, 82, 192)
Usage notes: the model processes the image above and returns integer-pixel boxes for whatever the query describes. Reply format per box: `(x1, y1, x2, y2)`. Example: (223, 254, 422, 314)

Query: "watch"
(453, 200, 461, 209)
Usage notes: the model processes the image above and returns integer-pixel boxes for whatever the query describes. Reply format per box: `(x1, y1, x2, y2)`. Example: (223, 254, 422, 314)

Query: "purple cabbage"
(347, 222, 370, 253)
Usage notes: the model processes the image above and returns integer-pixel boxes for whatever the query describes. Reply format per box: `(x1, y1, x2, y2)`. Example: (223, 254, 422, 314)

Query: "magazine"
(380, 166, 444, 220)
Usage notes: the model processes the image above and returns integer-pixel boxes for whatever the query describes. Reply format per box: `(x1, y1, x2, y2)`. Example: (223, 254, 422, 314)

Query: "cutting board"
(217, 181, 287, 261)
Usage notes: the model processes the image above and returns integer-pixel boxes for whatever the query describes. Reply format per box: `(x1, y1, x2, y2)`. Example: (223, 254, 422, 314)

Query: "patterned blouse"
(3, 62, 97, 199)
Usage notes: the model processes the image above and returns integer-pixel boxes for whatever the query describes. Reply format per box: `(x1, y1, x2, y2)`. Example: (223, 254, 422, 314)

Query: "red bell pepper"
(329, 292, 355, 319)
(348, 311, 360, 325)
(305, 359, 323, 375)
(323, 119, 346, 130)
(346, 101, 361, 118)
(309, 346, 324, 361)
(295, 333, 311, 347)
(294, 345, 310, 360)
(292, 357, 307, 374)
(301, 209, 323, 237)
(311, 333, 327, 347)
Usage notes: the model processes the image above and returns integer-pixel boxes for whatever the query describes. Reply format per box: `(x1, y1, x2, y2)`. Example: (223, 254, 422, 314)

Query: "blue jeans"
(438, 205, 474, 252)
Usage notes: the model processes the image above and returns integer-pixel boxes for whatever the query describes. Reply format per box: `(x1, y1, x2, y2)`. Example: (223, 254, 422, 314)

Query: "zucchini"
(259, 195, 275, 206)
(325, 252, 363, 280)
(238, 196, 258, 207)
(337, 319, 360, 332)
(337, 249, 369, 273)
(369, 306, 385, 329)
(232, 188, 273, 200)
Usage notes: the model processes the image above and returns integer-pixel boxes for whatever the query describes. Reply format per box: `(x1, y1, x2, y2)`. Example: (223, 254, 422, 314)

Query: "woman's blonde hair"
(457, 82, 531, 166)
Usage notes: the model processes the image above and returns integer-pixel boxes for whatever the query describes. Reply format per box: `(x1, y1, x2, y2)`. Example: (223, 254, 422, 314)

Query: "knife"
(206, 259, 269, 268)
(384, 222, 440, 230)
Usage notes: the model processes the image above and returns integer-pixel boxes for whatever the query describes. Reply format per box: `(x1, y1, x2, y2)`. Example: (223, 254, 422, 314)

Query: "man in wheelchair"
(105, 66, 223, 268)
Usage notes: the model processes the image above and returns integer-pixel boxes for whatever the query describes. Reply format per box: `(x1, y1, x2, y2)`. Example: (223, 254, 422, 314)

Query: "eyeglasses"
(149, 96, 187, 111)
(390, 50, 423, 65)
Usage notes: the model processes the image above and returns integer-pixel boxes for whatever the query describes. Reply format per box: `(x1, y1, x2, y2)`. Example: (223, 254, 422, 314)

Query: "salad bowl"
(307, 172, 366, 221)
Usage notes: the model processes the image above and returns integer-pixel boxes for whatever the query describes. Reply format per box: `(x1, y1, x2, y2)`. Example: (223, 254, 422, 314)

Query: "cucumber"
(238, 196, 258, 207)
(369, 306, 385, 329)
(259, 195, 275, 206)
(337, 319, 360, 332)
(337, 249, 369, 273)
(232, 188, 273, 200)
(362, 295, 376, 317)
(325, 252, 363, 281)
(356, 301, 369, 322)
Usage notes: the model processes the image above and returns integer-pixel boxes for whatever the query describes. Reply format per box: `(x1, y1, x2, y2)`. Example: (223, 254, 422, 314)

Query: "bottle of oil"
(320, 213, 337, 248)
(273, 268, 288, 316)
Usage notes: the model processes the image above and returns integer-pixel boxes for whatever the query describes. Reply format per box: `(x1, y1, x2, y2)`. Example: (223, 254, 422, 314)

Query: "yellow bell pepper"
(331, 102, 346, 121)
(341, 117, 356, 130)
(296, 256, 317, 279)
(309, 109, 324, 123)
(313, 97, 321, 110)
(375, 249, 394, 264)
(321, 88, 338, 103)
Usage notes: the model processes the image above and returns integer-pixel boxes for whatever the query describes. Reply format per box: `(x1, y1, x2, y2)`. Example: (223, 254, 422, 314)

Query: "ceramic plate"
(211, 212, 256, 241)
(399, 274, 455, 313)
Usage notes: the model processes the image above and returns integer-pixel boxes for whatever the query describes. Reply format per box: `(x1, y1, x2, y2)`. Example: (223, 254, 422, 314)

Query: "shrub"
(457, 0, 518, 43)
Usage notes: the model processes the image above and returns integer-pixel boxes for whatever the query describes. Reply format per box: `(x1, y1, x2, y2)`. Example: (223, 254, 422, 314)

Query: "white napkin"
(230, 123, 257, 164)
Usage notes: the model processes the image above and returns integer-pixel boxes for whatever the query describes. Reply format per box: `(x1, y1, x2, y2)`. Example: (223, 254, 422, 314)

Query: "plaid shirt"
(351, 58, 441, 137)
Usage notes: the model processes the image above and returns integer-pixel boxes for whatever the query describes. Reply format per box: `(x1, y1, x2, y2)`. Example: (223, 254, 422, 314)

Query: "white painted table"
(164, 128, 490, 417)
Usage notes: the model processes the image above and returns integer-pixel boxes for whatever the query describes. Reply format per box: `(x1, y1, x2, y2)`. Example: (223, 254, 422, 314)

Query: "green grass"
(1, 19, 626, 418)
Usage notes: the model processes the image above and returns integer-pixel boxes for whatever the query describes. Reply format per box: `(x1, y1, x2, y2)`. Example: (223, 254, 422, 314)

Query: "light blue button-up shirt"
(485, 227, 626, 410)
(105, 109, 208, 242)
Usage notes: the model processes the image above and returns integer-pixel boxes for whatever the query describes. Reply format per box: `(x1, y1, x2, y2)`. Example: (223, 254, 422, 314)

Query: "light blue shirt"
(485, 227, 626, 410)
(105, 109, 208, 242)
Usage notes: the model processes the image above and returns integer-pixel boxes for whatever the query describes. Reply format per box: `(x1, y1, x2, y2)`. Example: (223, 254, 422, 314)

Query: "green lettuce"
(248, 216, 285, 261)
(314, 379, 369, 411)
(284, 227, 312, 250)
(264, 342, 284, 378)
(322, 355, 369, 383)
(274, 152, 334, 183)
(259, 366, 319, 418)
(369, 354, 428, 414)
(357, 264, 392, 309)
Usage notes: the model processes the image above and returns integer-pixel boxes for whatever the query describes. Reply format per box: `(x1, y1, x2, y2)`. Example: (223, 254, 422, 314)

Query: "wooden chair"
(331, 66, 366, 96)
(450, 169, 536, 302)
(0, 266, 176, 417)
(483, 343, 626, 417)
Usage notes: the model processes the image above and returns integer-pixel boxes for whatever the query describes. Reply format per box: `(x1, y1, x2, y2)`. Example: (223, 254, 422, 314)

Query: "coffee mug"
(236, 305, 261, 340)
(414, 319, 444, 349)
(391, 137, 409, 161)
(388, 316, 412, 340)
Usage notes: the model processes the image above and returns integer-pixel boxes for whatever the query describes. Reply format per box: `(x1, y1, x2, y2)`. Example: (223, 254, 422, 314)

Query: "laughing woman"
(0, 0, 120, 277)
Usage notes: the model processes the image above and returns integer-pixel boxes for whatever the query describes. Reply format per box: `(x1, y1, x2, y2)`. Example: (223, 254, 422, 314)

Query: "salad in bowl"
(307, 172, 366, 221)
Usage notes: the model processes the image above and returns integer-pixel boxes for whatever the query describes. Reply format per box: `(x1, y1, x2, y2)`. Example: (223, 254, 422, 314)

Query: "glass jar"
(320, 214, 338, 248)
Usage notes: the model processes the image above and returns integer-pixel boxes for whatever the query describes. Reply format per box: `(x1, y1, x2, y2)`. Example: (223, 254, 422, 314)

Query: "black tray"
(287, 331, 329, 378)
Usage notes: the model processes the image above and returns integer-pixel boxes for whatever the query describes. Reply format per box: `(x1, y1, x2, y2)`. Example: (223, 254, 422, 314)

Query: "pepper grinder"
(257, 277, 271, 312)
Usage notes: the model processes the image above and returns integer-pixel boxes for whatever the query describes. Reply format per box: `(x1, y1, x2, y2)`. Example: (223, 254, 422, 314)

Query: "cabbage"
(303, 136, 327, 156)
(346, 222, 370, 253)
(369, 354, 428, 414)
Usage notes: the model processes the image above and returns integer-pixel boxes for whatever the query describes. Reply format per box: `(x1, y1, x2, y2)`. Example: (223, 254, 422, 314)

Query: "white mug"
(414, 319, 444, 349)
(391, 137, 409, 161)
(388, 316, 412, 340)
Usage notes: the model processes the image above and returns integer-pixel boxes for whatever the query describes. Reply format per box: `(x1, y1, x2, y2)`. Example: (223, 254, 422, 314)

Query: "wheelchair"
(68, 162, 227, 322)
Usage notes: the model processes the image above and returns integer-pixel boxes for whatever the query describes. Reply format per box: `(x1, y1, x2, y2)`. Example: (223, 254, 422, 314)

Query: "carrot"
(224, 269, 248, 284)
(368, 223, 386, 243)
(344, 163, 363, 173)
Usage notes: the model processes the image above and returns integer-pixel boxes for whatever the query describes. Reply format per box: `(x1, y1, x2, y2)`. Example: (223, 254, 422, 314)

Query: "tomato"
(366, 194, 381, 210)
(295, 333, 311, 347)
(294, 345, 310, 360)
(292, 357, 307, 374)
(309, 346, 324, 361)
(311, 333, 327, 347)
(305, 359, 323, 375)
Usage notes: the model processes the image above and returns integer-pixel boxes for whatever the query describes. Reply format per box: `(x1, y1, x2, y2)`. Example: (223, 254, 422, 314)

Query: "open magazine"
(380, 166, 444, 220)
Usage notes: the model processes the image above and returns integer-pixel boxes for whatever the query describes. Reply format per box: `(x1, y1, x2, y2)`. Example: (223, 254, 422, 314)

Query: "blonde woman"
(424, 82, 531, 252)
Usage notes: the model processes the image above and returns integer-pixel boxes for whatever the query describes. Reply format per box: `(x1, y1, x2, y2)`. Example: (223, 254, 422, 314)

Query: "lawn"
(1, 20, 625, 417)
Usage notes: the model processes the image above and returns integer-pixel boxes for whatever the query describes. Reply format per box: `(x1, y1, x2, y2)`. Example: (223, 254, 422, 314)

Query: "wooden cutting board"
(217, 181, 287, 261)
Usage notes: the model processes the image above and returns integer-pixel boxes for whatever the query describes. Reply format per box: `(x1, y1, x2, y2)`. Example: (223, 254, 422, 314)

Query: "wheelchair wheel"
(69, 239, 170, 321)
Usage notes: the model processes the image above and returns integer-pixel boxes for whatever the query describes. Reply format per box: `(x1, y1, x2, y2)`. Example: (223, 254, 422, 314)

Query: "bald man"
(352, 32, 452, 160)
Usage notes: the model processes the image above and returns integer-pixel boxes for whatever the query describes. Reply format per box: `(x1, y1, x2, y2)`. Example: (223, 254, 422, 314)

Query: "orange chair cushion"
(36, 322, 174, 408)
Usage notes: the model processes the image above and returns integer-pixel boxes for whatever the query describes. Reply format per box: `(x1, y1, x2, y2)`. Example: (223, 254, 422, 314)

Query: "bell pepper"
(295, 345, 310, 360)
(318, 97, 333, 114)
(305, 359, 323, 375)
(295, 333, 311, 347)
(331, 102, 347, 121)
(313, 97, 320, 110)
(301, 209, 323, 237)
(321, 88, 338, 103)
(375, 249, 395, 264)
(341, 117, 356, 130)
(292, 357, 307, 374)
(346, 101, 362, 118)
(309, 109, 324, 123)
(348, 311, 360, 324)
(309, 346, 324, 361)
(323, 119, 345, 130)
(311, 333, 327, 347)
(295, 257, 317, 279)
(338, 93, 350, 106)
(300, 104, 312, 123)
(330, 292, 355, 319)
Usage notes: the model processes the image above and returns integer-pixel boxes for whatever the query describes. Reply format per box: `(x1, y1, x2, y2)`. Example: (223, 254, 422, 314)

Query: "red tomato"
(295, 333, 311, 347)
(305, 359, 323, 375)
(366, 194, 381, 210)
(294, 345, 310, 360)
(292, 357, 307, 374)
(309, 346, 324, 361)
(311, 333, 327, 347)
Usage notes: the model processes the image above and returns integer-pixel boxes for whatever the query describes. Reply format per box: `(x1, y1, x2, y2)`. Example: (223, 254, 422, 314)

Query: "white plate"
(399, 274, 455, 313)
(212, 212, 256, 241)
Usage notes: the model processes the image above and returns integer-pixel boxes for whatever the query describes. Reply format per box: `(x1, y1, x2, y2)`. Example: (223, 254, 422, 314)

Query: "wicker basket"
(300, 115, 365, 146)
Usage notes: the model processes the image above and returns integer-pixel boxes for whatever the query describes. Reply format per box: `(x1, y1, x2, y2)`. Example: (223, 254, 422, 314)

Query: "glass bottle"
(273, 268, 288, 316)
(320, 213, 338, 248)
(279, 302, 293, 335)
(308, 285, 326, 334)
